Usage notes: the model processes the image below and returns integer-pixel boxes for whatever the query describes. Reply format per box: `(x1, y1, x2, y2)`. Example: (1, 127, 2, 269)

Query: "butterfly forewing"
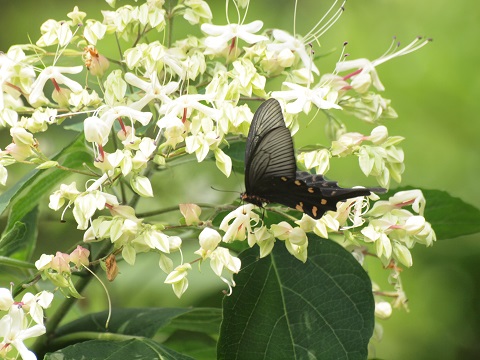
(245, 99, 289, 170)
(245, 99, 295, 192)
(246, 126, 295, 191)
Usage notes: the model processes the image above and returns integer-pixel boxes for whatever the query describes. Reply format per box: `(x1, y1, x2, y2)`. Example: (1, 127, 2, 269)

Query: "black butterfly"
(241, 98, 384, 219)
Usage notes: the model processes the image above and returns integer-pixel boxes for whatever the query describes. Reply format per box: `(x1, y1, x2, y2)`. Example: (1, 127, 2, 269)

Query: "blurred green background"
(0, 0, 479, 359)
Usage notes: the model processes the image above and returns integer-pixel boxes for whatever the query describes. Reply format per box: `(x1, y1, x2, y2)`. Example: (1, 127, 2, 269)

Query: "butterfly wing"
(260, 175, 372, 219)
(297, 171, 386, 196)
(244, 99, 296, 194)
(242, 99, 384, 218)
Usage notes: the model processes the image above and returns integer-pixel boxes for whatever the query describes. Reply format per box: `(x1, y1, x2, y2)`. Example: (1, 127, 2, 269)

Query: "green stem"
(49, 331, 144, 350)
(167, 6, 174, 48)
(136, 203, 218, 218)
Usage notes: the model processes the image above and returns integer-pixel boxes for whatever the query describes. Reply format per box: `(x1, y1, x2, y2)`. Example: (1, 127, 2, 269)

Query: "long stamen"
(373, 37, 431, 67)
(378, 36, 399, 59)
(240, 0, 251, 25)
(233, 0, 241, 24)
(225, 0, 230, 24)
(293, 0, 299, 37)
(303, 0, 346, 43)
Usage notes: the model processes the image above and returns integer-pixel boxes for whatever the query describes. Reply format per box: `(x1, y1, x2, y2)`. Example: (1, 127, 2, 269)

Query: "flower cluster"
(35, 246, 91, 298)
(0, 1, 432, 346)
(0, 287, 53, 360)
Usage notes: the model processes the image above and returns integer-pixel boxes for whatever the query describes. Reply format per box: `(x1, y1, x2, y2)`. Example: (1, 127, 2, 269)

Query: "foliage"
(0, 0, 477, 359)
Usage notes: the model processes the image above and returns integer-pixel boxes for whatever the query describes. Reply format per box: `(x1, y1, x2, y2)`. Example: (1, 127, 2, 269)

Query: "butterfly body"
(242, 98, 383, 219)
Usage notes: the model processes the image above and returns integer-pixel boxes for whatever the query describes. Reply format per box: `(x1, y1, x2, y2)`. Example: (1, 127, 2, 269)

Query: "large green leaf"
(421, 189, 480, 240)
(3, 135, 91, 234)
(218, 234, 374, 360)
(45, 339, 195, 360)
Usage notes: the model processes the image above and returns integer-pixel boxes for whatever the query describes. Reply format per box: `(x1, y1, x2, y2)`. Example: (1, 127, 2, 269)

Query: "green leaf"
(163, 331, 217, 360)
(63, 121, 84, 132)
(45, 339, 195, 360)
(166, 308, 222, 335)
(0, 134, 88, 218)
(55, 308, 220, 338)
(218, 234, 374, 360)
(422, 189, 480, 240)
(0, 207, 38, 259)
(3, 135, 91, 234)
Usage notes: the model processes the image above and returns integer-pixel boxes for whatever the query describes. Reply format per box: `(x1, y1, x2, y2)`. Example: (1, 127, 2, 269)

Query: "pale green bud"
(393, 242, 413, 267)
(215, 148, 232, 177)
(130, 175, 153, 197)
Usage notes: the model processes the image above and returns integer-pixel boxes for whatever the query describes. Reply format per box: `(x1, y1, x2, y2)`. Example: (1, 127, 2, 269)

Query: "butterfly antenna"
(210, 186, 241, 195)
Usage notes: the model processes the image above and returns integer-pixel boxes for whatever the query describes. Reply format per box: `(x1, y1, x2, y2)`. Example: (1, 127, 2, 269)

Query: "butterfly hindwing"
(260, 175, 371, 219)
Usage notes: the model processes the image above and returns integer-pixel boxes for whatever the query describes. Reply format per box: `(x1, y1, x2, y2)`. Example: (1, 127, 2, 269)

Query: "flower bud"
(51, 252, 71, 273)
(215, 148, 232, 177)
(199, 228, 221, 251)
(179, 203, 202, 225)
(70, 245, 90, 268)
(130, 175, 153, 197)
(369, 126, 388, 145)
(35, 254, 54, 270)
(393, 242, 413, 267)
(375, 301, 392, 319)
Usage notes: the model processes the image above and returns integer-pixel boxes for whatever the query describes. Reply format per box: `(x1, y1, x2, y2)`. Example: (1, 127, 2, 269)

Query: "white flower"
(209, 247, 241, 276)
(272, 82, 341, 114)
(165, 263, 192, 298)
(336, 37, 431, 93)
(219, 204, 259, 243)
(195, 228, 222, 259)
(73, 191, 119, 230)
(159, 93, 219, 121)
(83, 20, 108, 44)
(0, 288, 14, 311)
(20, 291, 54, 325)
(125, 71, 179, 111)
(29, 66, 83, 105)
(182, 0, 213, 25)
(271, 222, 308, 262)
(140, 228, 170, 253)
(0, 307, 46, 360)
(35, 254, 54, 270)
(267, 29, 319, 74)
(201, 20, 268, 53)
(298, 149, 331, 174)
(156, 113, 186, 148)
(208, 247, 241, 295)
(393, 242, 413, 267)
